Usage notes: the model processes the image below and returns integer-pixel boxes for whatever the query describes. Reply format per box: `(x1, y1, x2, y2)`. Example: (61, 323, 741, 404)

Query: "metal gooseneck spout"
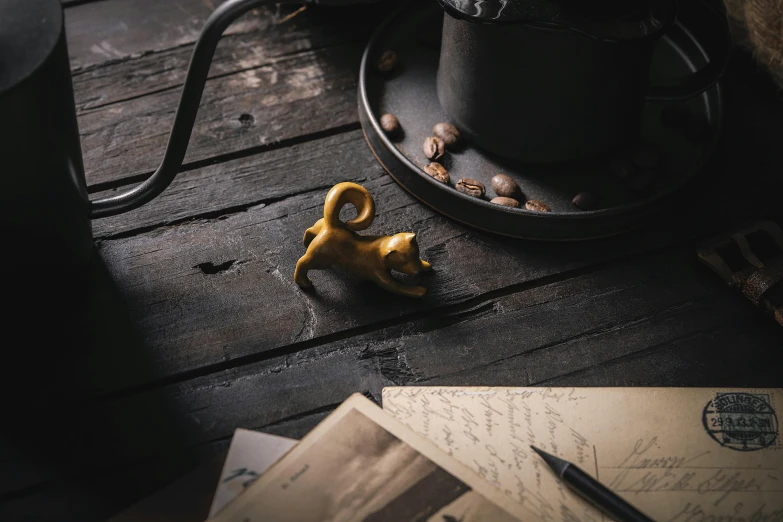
(89, 0, 287, 218)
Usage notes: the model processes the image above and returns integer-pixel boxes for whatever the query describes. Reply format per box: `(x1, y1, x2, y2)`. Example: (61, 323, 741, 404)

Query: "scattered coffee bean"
(628, 169, 656, 193)
(685, 115, 709, 142)
(423, 136, 445, 160)
(423, 162, 449, 183)
(432, 122, 460, 147)
(491, 196, 520, 208)
(380, 113, 400, 135)
(630, 144, 659, 169)
(376, 50, 398, 73)
(524, 199, 550, 212)
(661, 105, 690, 128)
(572, 192, 597, 210)
(608, 156, 634, 180)
(491, 174, 520, 198)
(455, 178, 485, 198)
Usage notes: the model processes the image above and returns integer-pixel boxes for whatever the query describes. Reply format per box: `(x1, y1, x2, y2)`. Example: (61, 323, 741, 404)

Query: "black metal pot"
(435, 0, 731, 163)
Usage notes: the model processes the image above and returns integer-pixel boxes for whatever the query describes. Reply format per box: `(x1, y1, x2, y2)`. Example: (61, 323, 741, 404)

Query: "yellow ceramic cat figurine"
(294, 182, 432, 297)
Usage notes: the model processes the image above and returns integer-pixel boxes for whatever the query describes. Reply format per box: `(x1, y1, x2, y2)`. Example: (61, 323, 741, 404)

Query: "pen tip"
(530, 446, 569, 478)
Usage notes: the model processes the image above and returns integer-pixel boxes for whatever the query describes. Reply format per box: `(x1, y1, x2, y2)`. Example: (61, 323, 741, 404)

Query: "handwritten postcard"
(208, 393, 533, 522)
(209, 429, 297, 517)
(382, 387, 782, 522)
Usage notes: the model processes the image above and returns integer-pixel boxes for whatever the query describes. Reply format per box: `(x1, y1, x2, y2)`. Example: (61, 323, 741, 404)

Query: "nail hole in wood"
(195, 260, 236, 274)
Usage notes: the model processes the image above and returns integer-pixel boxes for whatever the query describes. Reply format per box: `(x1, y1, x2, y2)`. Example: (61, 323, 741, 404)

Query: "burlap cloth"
(725, 0, 783, 88)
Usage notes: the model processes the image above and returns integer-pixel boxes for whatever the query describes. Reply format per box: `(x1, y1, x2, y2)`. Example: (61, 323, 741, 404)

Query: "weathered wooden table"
(2, 0, 781, 520)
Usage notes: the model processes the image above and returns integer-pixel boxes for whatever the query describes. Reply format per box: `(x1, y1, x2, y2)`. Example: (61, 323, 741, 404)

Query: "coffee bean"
(491, 174, 520, 198)
(491, 197, 520, 208)
(572, 192, 597, 210)
(423, 162, 449, 183)
(376, 50, 398, 73)
(628, 169, 655, 193)
(661, 105, 690, 128)
(433, 122, 460, 147)
(492, 174, 521, 198)
(524, 199, 550, 212)
(455, 178, 485, 198)
(423, 136, 445, 160)
(630, 144, 659, 169)
(608, 156, 634, 180)
(380, 113, 400, 135)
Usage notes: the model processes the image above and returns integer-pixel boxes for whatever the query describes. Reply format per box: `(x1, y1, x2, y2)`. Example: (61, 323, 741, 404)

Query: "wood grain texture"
(67, 0, 387, 189)
(89, 130, 373, 239)
(3, 248, 778, 520)
(78, 43, 363, 188)
(90, 248, 781, 459)
(61, 97, 783, 399)
(70, 4, 383, 110)
(64, 0, 270, 69)
(5, 0, 783, 516)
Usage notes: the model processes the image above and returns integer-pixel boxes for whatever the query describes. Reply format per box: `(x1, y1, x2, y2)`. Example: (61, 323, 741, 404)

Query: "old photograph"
(210, 394, 525, 522)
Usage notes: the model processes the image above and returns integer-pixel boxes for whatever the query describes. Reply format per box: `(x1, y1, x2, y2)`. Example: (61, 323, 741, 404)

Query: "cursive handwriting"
(481, 396, 504, 437)
(461, 407, 480, 444)
(668, 502, 783, 522)
(381, 387, 782, 522)
(570, 428, 589, 466)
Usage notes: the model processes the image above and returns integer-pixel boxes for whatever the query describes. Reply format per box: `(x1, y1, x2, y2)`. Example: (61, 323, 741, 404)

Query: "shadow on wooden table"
(0, 250, 206, 521)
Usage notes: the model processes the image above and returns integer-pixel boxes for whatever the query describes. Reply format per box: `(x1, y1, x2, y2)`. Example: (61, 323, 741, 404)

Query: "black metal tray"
(358, 3, 723, 240)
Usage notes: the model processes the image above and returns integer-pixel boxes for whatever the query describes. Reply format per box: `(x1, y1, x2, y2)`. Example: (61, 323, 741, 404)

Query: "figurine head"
(382, 232, 422, 275)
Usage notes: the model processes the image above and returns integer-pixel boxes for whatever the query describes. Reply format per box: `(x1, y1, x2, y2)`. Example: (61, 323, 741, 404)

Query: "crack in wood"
(358, 343, 417, 386)
(86, 122, 361, 195)
(94, 183, 336, 241)
(62, 0, 107, 8)
(76, 42, 355, 112)
(532, 325, 724, 386)
(415, 297, 711, 386)
(82, 249, 672, 405)
(194, 260, 237, 275)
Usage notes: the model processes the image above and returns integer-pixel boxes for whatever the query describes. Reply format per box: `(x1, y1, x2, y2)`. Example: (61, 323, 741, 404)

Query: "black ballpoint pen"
(531, 446, 656, 522)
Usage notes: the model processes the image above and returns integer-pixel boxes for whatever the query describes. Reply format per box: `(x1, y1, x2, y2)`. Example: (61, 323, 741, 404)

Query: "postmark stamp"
(702, 392, 779, 451)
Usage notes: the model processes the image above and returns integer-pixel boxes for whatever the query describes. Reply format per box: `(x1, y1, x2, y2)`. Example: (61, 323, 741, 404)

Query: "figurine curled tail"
(294, 182, 432, 298)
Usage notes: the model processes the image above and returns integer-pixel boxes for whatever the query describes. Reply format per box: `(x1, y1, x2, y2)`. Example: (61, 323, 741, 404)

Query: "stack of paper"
(113, 387, 783, 522)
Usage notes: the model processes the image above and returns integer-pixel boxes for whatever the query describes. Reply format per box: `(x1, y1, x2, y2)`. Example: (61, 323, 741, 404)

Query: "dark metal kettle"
(435, 0, 732, 163)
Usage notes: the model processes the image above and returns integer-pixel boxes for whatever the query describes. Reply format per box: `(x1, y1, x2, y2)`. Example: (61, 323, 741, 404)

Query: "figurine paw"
(407, 285, 427, 298)
(296, 277, 313, 289)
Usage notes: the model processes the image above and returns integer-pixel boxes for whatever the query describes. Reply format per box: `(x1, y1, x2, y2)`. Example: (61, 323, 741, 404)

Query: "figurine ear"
(383, 233, 415, 260)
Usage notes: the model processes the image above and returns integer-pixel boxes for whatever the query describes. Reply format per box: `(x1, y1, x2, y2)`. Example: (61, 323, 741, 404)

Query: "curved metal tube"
(89, 0, 287, 218)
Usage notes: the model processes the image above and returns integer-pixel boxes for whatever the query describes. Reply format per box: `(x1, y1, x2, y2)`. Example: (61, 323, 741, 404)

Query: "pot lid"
(435, 0, 678, 42)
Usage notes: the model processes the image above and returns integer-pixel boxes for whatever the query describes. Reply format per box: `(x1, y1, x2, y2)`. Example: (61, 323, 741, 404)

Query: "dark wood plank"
(78, 42, 363, 188)
(71, 250, 782, 463)
(61, 0, 104, 7)
(0, 408, 327, 522)
(74, 68, 783, 393)
(86, 175, 679, 395)
(70, 3, 383, 110)
(67, 0, 388, 189)
(89, 44, 783, 274)
(64, 0, 270, 70)
(90, 130, 373, 239)
(3, 246, 778, 519)
(55, 108, 778, 398)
